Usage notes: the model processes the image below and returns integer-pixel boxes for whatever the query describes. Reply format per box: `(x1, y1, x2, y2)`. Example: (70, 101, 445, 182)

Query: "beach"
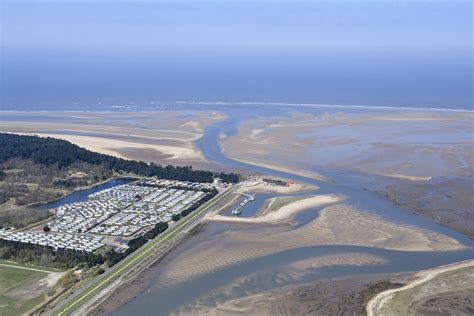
(0, 111, 226, 167)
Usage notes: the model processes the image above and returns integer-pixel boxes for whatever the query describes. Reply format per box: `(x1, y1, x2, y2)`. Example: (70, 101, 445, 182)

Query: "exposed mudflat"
(222, 111, 473, 181)
(378, 176, 474, 239)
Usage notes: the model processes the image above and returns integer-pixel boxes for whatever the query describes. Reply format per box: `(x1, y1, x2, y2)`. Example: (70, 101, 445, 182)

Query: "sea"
(1, 56, 471, 112)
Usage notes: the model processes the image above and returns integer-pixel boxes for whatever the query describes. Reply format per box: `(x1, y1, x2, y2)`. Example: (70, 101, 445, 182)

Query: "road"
(0, 263, 59, 274)
(50, 185, 238, 316)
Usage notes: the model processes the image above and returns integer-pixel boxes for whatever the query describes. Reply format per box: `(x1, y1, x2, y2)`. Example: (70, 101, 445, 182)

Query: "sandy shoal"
(158, 202, 465, 287)
(18, 133, 204, 161)
(375, 172, 432, 181)
(207, 194, 342, 223)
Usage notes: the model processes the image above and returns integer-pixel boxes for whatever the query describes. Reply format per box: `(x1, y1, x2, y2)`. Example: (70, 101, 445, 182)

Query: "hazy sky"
(1, 0, 472, 109)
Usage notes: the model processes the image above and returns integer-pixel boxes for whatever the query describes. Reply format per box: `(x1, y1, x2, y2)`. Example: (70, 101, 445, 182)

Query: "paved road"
(0, 263, 59, 274)
(50, 185, 237, 316)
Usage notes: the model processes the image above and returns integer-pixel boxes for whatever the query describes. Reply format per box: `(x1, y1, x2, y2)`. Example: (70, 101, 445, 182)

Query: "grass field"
(0, 264, 59, 316)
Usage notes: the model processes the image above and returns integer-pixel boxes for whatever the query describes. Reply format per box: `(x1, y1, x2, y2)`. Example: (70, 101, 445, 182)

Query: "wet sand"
(221, 109, 474, 238)
(222, 110, 474, 180)
(133, 203, 464, 297)
(183, 253, 390, 315)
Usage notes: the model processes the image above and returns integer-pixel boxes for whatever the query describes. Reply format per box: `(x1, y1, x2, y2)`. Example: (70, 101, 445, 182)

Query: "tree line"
(0, 239, 104, 269)
(0, 133, 239, 183)
(0, 208, 52, 229)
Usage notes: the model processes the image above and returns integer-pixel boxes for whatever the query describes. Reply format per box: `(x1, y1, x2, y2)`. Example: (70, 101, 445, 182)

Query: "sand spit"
(228, 156, 329, 182)
(206, 194, 343, 224)
(238, 179, 317, 194)
(367, 259, 474, 316)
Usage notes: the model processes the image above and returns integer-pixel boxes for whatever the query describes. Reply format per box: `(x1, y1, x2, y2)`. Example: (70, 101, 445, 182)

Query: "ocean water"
(1, 0, 472, 112)
(1, 56, 472, 112)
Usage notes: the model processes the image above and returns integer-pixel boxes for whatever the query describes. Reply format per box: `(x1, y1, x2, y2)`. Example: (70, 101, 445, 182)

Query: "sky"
(1, 0, 472, 109)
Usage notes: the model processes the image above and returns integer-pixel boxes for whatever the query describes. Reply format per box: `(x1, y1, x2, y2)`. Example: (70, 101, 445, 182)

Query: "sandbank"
(207, 194, 342, 223)
(159, 203, 465, 287)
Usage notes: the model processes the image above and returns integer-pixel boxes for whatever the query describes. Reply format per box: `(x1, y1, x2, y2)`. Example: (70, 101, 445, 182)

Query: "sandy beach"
(18, 132, 204, 161)
(0, 111, 225, 166)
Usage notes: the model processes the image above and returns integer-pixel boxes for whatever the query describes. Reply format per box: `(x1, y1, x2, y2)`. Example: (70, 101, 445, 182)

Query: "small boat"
(232, 208, 241, 215)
